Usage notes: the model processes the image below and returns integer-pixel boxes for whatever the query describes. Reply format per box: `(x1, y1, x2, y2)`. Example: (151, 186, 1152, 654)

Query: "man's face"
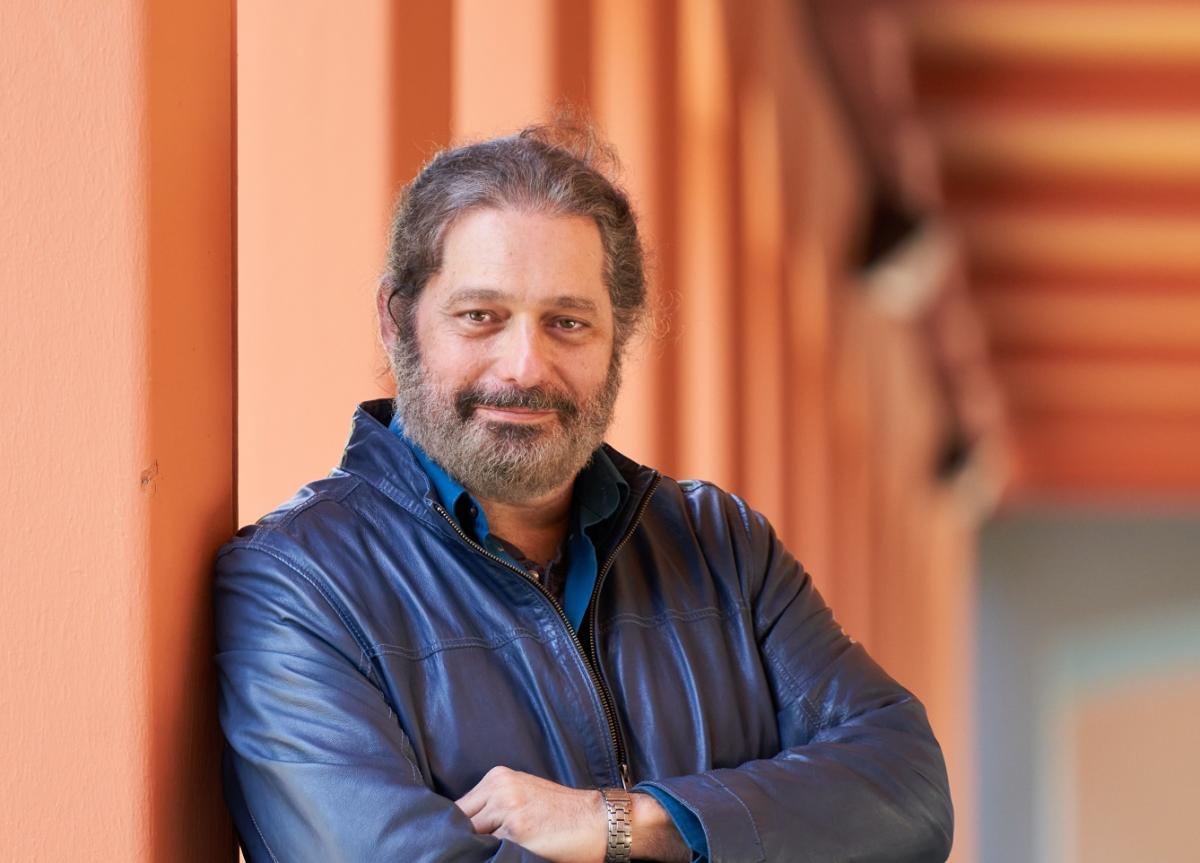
(391, 207, 621, 504)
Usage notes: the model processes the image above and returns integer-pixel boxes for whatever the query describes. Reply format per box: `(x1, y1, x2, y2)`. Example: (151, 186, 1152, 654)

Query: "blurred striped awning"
(907, 1, 1200, 502)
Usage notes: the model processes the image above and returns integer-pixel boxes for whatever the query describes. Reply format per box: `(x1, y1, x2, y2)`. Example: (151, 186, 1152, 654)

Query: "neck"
(474, 480, 573, 566)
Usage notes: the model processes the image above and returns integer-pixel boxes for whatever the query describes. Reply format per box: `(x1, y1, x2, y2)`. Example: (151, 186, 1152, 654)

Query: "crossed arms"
(215, 508, 952, 862)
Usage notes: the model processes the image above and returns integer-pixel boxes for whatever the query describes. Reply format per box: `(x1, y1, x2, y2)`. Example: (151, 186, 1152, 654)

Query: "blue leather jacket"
(215, 400, 953, 862)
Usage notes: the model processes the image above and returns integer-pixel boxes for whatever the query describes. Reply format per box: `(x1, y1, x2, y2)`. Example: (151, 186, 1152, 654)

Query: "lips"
(475, 406, 556, 422)
(454, 385, 579, 424)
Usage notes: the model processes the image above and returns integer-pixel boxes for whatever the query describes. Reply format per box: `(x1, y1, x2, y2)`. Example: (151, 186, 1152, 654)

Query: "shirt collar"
(575, 442, 628, 532)
(389, 415, 483, 529)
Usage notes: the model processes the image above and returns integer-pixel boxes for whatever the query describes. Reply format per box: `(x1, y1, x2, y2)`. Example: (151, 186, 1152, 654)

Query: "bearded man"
(214, 125, 953, 863)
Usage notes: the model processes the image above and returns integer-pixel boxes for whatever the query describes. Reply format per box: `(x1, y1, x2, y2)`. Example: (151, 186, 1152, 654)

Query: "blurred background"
(3, 1, 1198, 861)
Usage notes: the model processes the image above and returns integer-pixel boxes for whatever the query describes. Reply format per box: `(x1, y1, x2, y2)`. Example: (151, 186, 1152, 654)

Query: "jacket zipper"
(431, 472, 660, 789)
(586, 474, 661, 787)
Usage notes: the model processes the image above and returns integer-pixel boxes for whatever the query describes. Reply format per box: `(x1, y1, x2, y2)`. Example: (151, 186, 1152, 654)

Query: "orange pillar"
(453, 0, 555, 140)
(0, 1, 235, 858)
(675, 0, 738, 488)
(146, 3, 237, 859)
(735, 73, 789, 529)
(236, 1, 449, 523)
(593, 0, 679, 469)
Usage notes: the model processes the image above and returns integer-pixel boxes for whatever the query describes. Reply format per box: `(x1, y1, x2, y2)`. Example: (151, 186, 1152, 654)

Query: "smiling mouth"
(475, 406, 557, 423)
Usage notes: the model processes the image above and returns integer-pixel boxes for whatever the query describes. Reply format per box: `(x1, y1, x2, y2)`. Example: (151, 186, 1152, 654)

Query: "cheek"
(566, 346, 616, 394)
(419, 331, 490, 386)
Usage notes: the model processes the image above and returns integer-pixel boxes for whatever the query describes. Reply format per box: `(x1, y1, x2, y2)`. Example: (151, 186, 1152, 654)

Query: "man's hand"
(454, 766, 606, 863)
(454, 767, 693, 862)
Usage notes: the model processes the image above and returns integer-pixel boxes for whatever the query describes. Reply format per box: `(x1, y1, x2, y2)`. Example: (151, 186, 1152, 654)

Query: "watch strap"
(600, 786, 633, 862)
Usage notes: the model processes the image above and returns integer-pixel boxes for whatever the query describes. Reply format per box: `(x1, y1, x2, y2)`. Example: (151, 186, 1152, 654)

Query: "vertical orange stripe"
(737, 77, 787, 527)
(593, 0, 669, 467)
(237, 1, 397, 524)
(391, 2, 454, 193)
(676, 0, 737, 487)
(145, 0, 236, 856)
(453, 0, 554, 140)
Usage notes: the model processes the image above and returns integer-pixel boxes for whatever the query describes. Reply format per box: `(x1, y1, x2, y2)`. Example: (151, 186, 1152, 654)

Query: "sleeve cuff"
(636, 773, 765, 863)
(636, 783, 709, 861)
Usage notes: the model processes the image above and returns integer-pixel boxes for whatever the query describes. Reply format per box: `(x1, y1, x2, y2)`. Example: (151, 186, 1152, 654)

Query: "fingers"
(467, 803, 504, 836)
(454, 785, 486, 818)
(454, 765, 514, 824)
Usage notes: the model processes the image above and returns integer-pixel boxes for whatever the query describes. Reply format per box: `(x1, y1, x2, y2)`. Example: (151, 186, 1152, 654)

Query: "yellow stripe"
(963, 211, 1200, 274)
(910, 3, 1200, 64)
(936, 114, 1200, 181)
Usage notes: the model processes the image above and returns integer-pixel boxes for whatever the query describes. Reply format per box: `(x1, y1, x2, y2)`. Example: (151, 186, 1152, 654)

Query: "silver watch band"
(600, 787, 633, 863)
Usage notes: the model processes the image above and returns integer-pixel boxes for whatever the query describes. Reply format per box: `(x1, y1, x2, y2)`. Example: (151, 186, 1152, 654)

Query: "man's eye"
(555, 318, 586, 331)
(463, 310, 493, 323)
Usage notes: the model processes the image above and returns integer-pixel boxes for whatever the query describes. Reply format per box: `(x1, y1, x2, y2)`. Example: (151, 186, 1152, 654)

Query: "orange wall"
(1, 1, 234, 859)
(454, 0, 555, 141)
(237, 1, 415, 524)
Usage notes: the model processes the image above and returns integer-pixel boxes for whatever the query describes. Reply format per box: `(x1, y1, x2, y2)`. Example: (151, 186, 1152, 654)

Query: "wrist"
(630, 791, 692, 863)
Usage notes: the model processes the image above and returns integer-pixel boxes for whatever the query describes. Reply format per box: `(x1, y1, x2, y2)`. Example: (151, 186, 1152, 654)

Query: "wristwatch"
(599, 786, 633, 862)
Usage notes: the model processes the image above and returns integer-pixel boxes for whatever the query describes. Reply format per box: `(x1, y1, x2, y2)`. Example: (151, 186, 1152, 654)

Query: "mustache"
(454, 384, 580, 423)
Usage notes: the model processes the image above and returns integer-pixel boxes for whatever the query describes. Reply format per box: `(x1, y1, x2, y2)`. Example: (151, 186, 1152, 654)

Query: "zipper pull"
(619, 761, 632, 790)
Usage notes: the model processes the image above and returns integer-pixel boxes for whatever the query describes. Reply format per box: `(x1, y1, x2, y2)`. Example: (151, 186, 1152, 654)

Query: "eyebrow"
(552, 295, 600, 313)
(443, 288, 600, 314)
(443, 288, 506, 306)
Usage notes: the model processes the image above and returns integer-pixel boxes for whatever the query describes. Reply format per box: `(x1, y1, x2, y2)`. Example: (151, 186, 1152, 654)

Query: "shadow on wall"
(976, 511, 1200, 863)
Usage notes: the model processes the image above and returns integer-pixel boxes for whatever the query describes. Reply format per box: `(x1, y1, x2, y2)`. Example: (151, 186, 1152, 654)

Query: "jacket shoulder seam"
(337, 466, 448, 534)
(262, 474, 364, 532)
(367, 627, 550, 661)
(598, 602, 748, 634)
(676, 479, 755, 537)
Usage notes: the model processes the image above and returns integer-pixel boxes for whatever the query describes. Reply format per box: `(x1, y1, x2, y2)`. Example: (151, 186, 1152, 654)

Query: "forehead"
(430, 208, 609, 307)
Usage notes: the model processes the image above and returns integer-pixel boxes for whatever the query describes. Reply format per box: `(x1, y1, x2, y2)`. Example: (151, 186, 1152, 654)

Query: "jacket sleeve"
(635, 505, 954, 863)
(214, 540, 552, 863)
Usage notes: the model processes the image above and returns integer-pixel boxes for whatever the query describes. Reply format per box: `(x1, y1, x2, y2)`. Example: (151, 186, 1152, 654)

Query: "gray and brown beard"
(390, 331, 622, 505)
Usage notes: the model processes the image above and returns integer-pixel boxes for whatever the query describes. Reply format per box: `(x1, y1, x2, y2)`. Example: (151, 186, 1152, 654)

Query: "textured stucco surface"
(1, 3, 150, 857)
(0, 2, 234, 858)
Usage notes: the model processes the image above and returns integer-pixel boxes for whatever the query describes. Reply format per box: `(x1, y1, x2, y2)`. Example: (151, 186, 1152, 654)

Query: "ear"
(376, 282, 400, 355)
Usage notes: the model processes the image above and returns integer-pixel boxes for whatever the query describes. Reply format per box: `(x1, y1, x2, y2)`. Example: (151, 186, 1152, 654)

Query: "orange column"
(735, 70, 788, 529)
(146, 3, 237, 859)
(391, 2, 454, 190)
(675, 0, 738, 488)
(453, 0, 555, 140)
(593, 0, 679, 469)
(0, 1, 235, 859)
(778, 0, 870, 621)
(237, 1, 447, 523)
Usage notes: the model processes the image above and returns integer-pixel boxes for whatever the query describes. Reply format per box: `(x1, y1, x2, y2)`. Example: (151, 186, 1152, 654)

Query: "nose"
(492, 318, 553, 389)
